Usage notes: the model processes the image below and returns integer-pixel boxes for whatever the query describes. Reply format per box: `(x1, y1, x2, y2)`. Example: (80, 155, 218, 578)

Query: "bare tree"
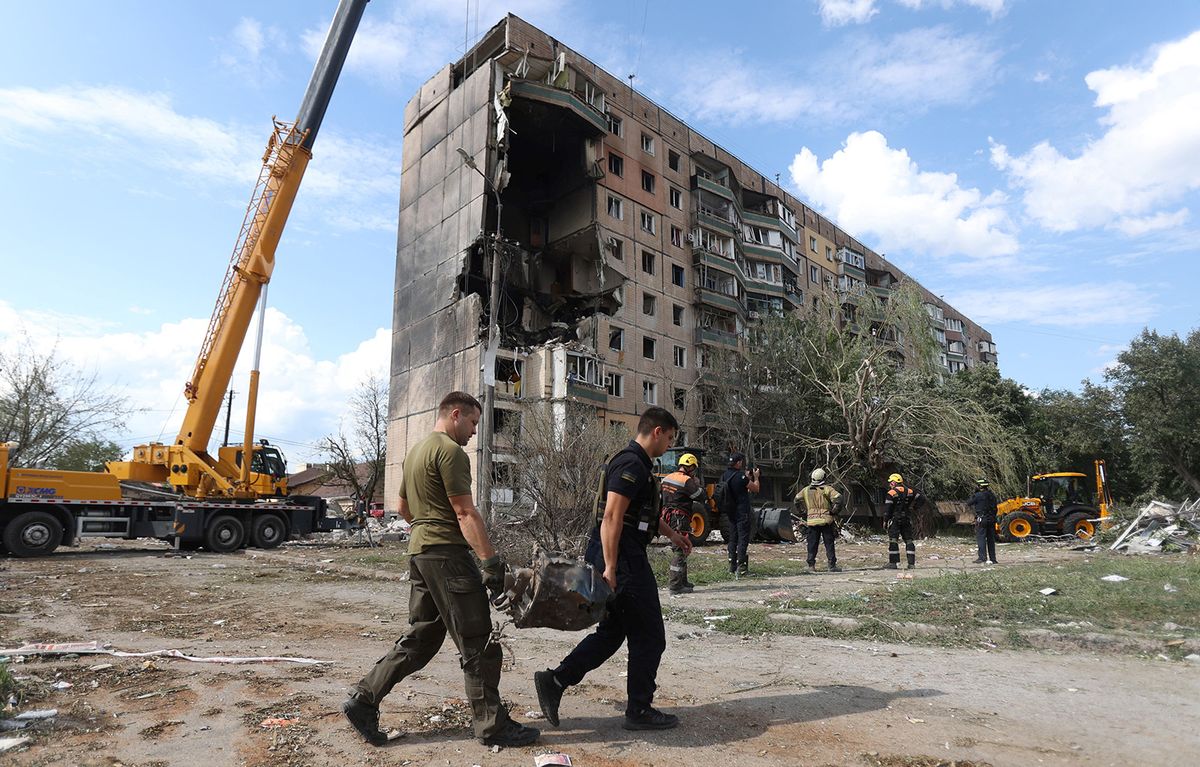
(0, 337, 130, 468)
(318, 374, 388, 505)
(496, 399, 627, 561)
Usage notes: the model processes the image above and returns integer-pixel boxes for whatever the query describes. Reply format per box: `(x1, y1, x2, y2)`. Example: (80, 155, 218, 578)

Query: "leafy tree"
(47, 438, 126, 472)
(1106, 328, 1200, 497)
(318, 374, 388, 506)
(0, 338, 129, 468)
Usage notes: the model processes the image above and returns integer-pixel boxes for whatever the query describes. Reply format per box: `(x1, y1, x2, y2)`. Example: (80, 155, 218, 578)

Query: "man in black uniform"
(883, 472, 923, 570)
(721, 452, 760, 576)
(533, 407, 693, 731)
(967, 478, 999, 564)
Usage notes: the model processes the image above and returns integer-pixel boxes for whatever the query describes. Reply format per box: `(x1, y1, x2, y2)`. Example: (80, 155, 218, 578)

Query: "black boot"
(623, 706, 679, 730)
(534, 670, 563, 727)
(342, 696, 389, 746)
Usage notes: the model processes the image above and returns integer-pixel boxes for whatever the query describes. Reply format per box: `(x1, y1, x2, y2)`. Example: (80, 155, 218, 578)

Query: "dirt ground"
(2, 536, 1198, 767)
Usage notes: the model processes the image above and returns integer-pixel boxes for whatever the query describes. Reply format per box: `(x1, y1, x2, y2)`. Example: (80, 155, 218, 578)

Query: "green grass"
(0, 663, 17, 713)
(664, 555, 1200, 652)
(348, 552, 412, 568)
(648, 548, 813, 583)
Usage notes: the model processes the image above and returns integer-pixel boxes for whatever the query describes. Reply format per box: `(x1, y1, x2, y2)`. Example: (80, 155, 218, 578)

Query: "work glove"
(480, 555, 507, 603)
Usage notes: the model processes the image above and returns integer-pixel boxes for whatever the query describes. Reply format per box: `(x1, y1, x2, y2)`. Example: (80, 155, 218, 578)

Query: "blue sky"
(2, 0, 1198, 462)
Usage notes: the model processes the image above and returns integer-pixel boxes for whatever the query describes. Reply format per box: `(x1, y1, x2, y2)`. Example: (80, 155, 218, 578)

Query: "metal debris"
(1110, 499, 1200, 553)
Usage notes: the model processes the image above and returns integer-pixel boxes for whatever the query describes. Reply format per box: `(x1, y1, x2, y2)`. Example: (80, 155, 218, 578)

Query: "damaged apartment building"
(386, 15, 998, 507)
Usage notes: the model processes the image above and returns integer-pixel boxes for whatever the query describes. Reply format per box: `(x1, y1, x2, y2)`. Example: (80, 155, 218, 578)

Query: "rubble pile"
(1110, 499, 1200, 554)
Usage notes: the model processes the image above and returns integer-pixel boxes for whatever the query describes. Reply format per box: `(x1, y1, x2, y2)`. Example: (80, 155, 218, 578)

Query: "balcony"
(692, 174, 735, 202)
(697, 286, 744, 314)
(566, 378, 609, 403)
(695, 209, 736, 235)
(693, 247, 738, 274)
(695, 327, 741, 349)
(509, 80, 608, 136)
(742, 239, 784, 262)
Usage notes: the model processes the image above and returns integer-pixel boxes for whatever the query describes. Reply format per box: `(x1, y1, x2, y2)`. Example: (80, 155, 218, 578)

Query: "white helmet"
(811, 468, 826, 483)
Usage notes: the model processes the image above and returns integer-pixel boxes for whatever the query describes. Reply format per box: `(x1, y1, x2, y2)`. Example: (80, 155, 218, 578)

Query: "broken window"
(639, 211, 656, 235)
(641, 250, 655, 275)
(673, 387, 686, 410)
(643, 379, 658, 404)
(673, 345, 686, 368)
(671, 263, 685, 287)
(668, 149, 681, 172)
(609, 326, 624, 351)
(607, 112, 623, 136)
(641, 133, 655, 155)
(642, 336, 656, 360)
(669, 187, 682, 209)
(567, 352, 604, 387)
(670, 225, 683, 248)
(608, 153, 624, 177)
(605, 372, 624, 397)
(607, 236, 624, 260)
(495, 357, 524, 399)
(641, 170, 655, 194)
(607, 195, 623, 220)
(672, 304, 684, 326)
(642, 293, 656, 316)
(493, 407, 521, 441)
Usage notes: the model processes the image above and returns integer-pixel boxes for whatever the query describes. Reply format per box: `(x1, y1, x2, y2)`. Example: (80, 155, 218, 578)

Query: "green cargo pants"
(352, 544, 509, 739)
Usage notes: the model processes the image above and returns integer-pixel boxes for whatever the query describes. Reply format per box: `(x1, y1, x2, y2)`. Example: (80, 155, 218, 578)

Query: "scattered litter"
(0, 737, 32, 753)
(524, 710, 544, 719)
(89, 663, 114, 671)
(14, 709, 58, 720)
(1185, 654, 1200, 663)
(259, 717, 300, 728)
(1100, 574, 1129, 582)
(428, 715, 445, 724)
(703, 615, 732, 622)
(535, 755, 573, 766)
(1164, 583, 1179, 593)
(896, 573, 914, 580)
(0, 720, 29, 731)
(51, 681, 72, 690)
(1111, 499, 1200, 553)
(0, 641, 327, 665)
(212, 619, 227, 626)
(768, 590, 791, 599)
(905, 716, 925, 724)
(1039, 588, 1059, 596)
(1165, 639, 1186, 647)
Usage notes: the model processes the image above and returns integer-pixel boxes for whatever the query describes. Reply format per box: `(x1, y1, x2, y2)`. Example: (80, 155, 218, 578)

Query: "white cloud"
(1032, 70, 1050, 83)
(218, 18, 288, 84)
(819, 0, 1007, 26)
(991, 30, 1200, 234)
(672, 26, 999, 125)
(819, 0, 879, 26)
(1113, 208, 1190, 236)
(789, 130, 1019, 267)
(945, 284, 1156, 328)
(0, 85, 399, 232)
(0, 299, 388, 463)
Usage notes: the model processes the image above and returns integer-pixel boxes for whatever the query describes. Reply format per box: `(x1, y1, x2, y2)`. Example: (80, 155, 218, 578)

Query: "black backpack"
(712, 474, 733, 513)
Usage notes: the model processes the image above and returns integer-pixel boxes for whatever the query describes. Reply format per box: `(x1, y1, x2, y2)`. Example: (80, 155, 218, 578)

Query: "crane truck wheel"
(250, 514, 288, 549)
(999, 512, 1036, 542)
(205, 515, 246, 553)
(1062, 512, 1096, 540)
(3, 510, 64, 557)
(689, 504, 713, 546)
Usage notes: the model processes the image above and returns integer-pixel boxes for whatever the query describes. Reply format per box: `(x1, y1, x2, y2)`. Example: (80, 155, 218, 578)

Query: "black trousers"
(726, 507, 752, 571)
(976, 518, 997, 561)
(887, 516, 916, 566)
(554, 531, 666, 715)
(806, 523, 837, 566)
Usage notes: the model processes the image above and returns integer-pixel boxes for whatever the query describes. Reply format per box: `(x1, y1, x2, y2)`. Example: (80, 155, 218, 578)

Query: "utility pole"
(222, 389, 236, 447)
(457, 147, 504, 520)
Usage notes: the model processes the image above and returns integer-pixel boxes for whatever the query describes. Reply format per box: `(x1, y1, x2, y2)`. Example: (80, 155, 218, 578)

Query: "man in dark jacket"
(967, 478, 999, 564)
(720, 452, 760, 576)
(883, 473, 923, 569)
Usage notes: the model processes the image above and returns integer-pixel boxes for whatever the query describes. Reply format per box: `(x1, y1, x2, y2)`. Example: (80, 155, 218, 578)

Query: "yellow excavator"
(2, 0, 368, 556)
(996, 459, 1113, 542)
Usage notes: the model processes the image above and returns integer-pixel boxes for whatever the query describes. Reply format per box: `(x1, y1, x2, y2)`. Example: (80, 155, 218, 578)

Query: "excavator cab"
(1031, 474, 1090, 517)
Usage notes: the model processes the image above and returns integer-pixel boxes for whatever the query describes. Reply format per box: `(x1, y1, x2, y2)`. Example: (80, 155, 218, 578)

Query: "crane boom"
(110, 0, 369, 498)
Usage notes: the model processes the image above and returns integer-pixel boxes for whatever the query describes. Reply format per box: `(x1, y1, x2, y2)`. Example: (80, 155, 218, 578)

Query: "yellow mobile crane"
(1, 0, 369, 557)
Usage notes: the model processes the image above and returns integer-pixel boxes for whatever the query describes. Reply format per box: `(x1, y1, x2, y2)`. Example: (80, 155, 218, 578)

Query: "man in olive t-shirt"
(343, 391, 539, 749)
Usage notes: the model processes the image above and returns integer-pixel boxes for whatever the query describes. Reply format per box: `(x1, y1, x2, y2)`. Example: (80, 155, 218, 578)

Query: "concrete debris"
(1039, 588, 1059, 596)
(0, 641, 327, 665)
(535, 755, 573, 766)
(1110, 498, 1200, 553)
(0, 737, 32, 753)
(1100, 575, 1129, 582)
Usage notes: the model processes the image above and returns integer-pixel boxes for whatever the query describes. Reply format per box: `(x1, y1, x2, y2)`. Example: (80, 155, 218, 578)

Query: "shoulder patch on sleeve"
(620, 471, 638, 483)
